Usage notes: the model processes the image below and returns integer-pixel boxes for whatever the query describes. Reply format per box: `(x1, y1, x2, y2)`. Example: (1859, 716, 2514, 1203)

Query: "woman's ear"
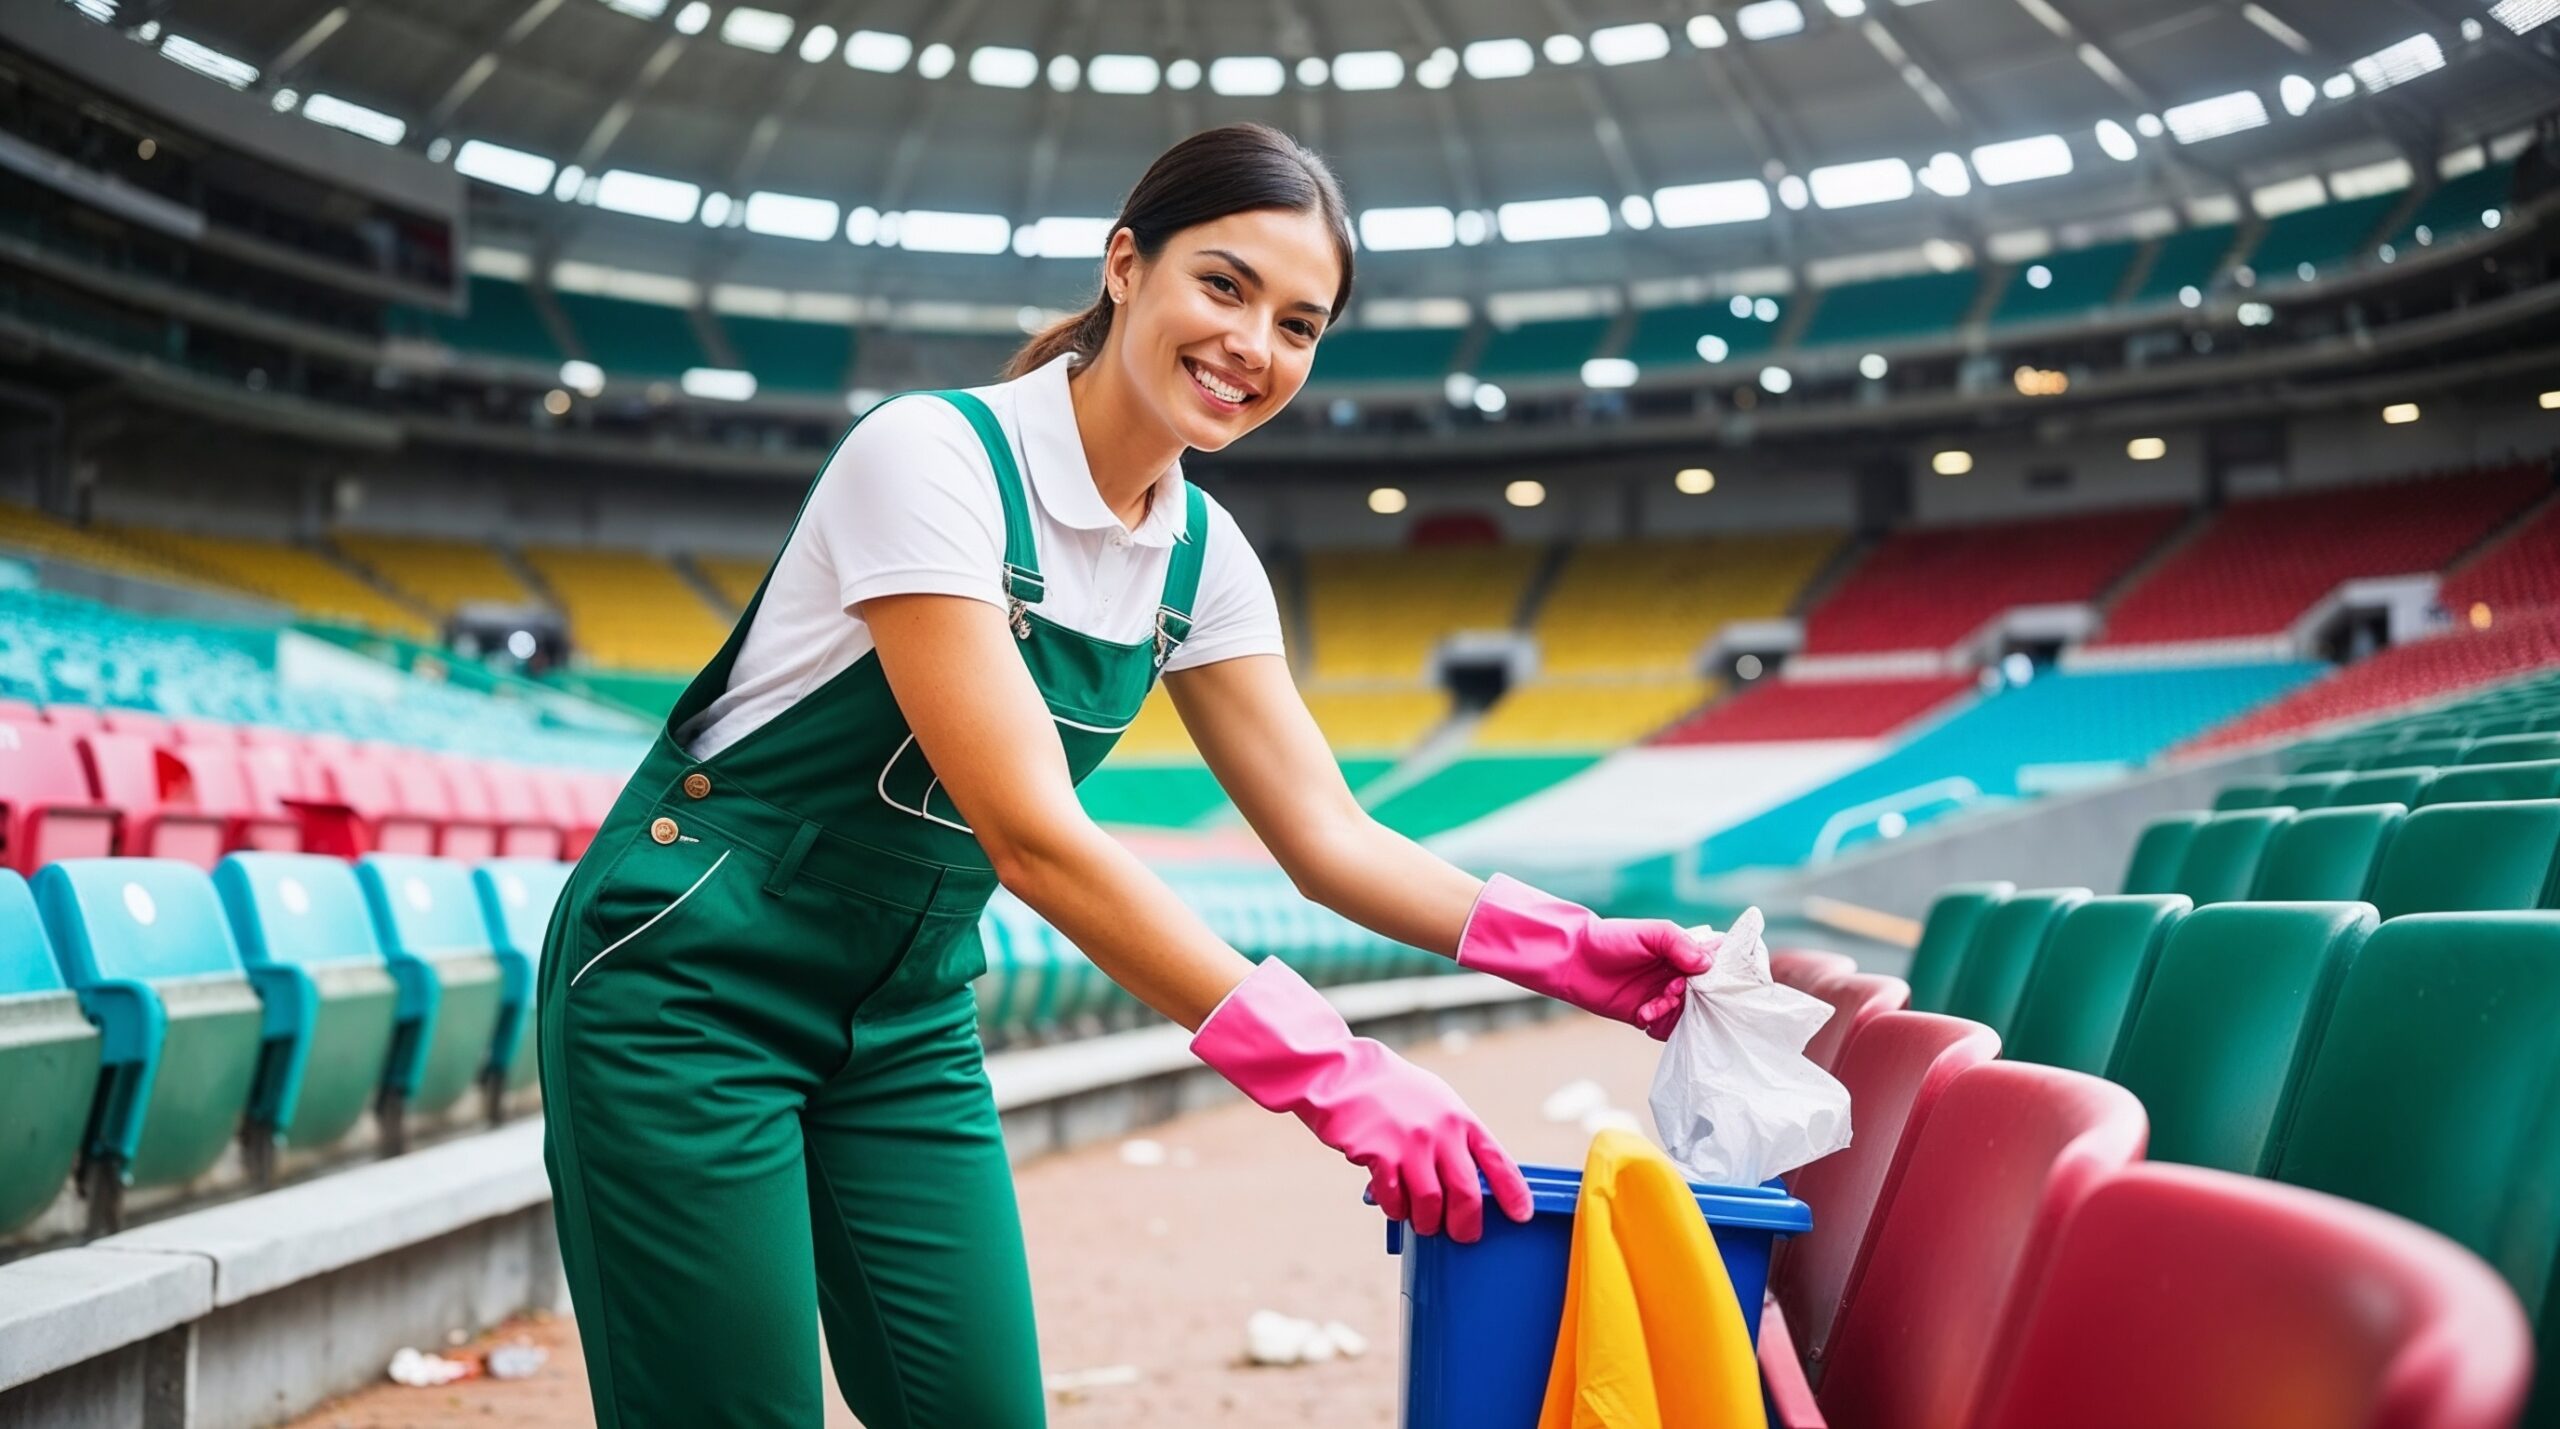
(1103, 226, 1140, 305)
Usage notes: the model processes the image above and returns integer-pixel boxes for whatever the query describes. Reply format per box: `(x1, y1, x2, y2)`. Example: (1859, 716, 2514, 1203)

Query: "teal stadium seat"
(2169, 808, 2294, 906)
(1903, 881, 2014, 1012)
(1622, 300, 1779, 368)
(1801, 270, 1981, 347)
(34, 859, 264, 1213)
(2121, 814, 2205, 893)
(2132, 225, 2239, 305)
(552, 291, 709, 380)
(473, 858, 572, 1094)
(2331, 767, 2435, 807)
(721, 314, 855, 395)
(2464, 734, 2560, 765)
(2110, 901, 2376, 1175)
(355, 855, 510, 1138)
(2420, 759, 2560, 807)
(2271, 912, 2560, 1425)
(2209, 782, 2276, 812)
(2366, 800, 2560, 917)
(976, 888, 1089, 1040)
(2004, 895, 2189, 1076)
(2359, 737, 2469, 769)
(1472, 317, 1612, 380)
(408, 276, 563, 365)
(1308, 326, 1466, 386)
(2267, 772, 2350, 808)
(2388, 162, 2515, 251)
(2246, 193, 2397, 285)
(2250, 804, 2403, 901)
(1941, 887, 2091, 1040)
(0, 869, 101, 1233)
(1989, 241, 2138, 326)
(212, 853, 401, 1175)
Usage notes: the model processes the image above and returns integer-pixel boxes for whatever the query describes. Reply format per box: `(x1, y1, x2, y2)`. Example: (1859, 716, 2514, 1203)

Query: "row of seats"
(1655, 675, 1974, 745)
(99, 524, 434, 640)
(1528, 532, 1837, 677)
(520, 544, 732, 673)
(1802, 506, 2187, 654)
(2189, 607, 2560, 753)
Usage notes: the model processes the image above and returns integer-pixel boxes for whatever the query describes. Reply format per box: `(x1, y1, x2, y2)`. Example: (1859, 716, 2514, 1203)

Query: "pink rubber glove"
(1457, 874, 1720, 1040)
(1191, 958, 1535, 1243)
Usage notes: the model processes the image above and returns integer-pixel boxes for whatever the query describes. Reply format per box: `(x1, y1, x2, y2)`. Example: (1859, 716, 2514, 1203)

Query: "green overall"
(537, 389, 1208, 1428)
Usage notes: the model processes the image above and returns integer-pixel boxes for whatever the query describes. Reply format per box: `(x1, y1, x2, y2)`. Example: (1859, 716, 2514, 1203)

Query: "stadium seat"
(1970, 1164, 2535, 1429)
(2110, 901, 2376, 1175)
(1472, 316, 1610, 379)
(353, 856, 510, 1144)
(2463, 733, 2560, 765)
(2208, 781, 2276, 811)
(2250, 803, 2404, 901)
(2132, 223, 2238, 305)
(2168, 807, 2294, 905)
(2119, 813, 2205, 893)
(289, 749, 437, 858)
(1306, 325, 1467, 385)
(0, 719, 119, 872)
(2267, 771, 2351, 808)
(472, 858, 571, 1097)
(2273, 912, 2560, 1425)
(1775, 1011, 2001, 1379)
(43, 705, 105, 736)
(1803, 973, 1909, 1072)
(2331, 766, 2436, 807)
(33, 859, 265, 1225)
(1901, 881, 2012, 1012)
(2366, 799, 2560, 917)
(1940, 887, 2091, 1039)
(409, 757, 503, 861)
(2003, 894, 2189, 1076)
(2420, 758, 2560, 807)
(158, 745, 302, 855)
(475, 763, 567, 860)
(1771, 948, 1858, 992)
(211, 854, 402, 1179)
(0, 870, 102, 1235)
(76, 732, 227, 868)
(1813, 1061, 2147, 1429)
(2364, 736, 2472, 769)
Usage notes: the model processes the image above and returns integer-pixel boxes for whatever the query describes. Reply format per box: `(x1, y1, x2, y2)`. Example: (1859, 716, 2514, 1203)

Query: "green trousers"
(538, 780, 1049, 1427)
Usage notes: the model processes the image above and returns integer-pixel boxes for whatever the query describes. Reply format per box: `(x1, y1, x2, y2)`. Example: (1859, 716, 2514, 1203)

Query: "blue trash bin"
(1381, 1163, 1810, 1429)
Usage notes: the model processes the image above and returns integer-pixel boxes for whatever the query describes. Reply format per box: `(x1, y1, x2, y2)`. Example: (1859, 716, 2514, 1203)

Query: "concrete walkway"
(281, 1009, 1666, 1427)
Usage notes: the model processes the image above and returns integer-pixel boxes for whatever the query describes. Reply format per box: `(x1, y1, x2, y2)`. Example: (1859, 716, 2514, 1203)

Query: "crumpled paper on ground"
(1646, 907, 1853, 1187)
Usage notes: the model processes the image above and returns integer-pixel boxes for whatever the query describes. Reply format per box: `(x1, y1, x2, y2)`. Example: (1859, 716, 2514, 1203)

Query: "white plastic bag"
(1645, 907, 1853, 1187)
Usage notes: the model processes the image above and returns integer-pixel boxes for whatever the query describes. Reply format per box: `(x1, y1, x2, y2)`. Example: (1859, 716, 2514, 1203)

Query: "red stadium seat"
(0, 720, 120, 871)
(76, 732, 228, 868)
(477, 761, 566, 860)
(290, 750, 439, 857)
(1775, 1011, 2000, 1377)
(1973, 1164, 2533, 1429)
(171, 718, 243, 748)
(529, 768, 599, 857)
(161, 745, 300, 853)
(1652, 676, 1972, 745)
(1802, 506, 2185, 654)
(99, 709, 173, 745)
(1802, 973, 1909, 1073)
(427, 755, 506, 861)
(0, 698, 43, 726)
(1814, 1061, 2146, 1429)
(41, 704, 105, 735)
(1772, 949, 1858, 993)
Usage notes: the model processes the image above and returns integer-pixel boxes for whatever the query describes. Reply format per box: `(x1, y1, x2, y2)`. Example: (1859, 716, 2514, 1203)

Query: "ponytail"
(1001, 294, 1117, 380)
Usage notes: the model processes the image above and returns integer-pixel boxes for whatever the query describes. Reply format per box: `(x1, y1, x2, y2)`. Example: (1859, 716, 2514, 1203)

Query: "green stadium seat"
(552, 291, 709, 380)
(2121, 815, 2205, 894)
(2267, 772, 2350, 809)
(1942, 888, 2092, 1040)
(2286, 754, 2355, 775)
(2272, 910, 2560, 1420)
(1309, 326, 1466, 385)
(2387, 161, 2516, 251)
(1621, 301, 1777, 368)
(1904, 882, 2014, 1012)
(1801, 270, 1981, 347)
(355, 855, 509, 1138)
(212, 853, 401, 1174)
(2359, 737, 2468, 769)
(2250, 804, 2404, 902)
(473, 858, 571, 1094)
(2132, 224, 2239, 305)
(976, 892, 1067, 1042)
(2463, 734, 2560, 766)
(2110, 902, 2376, 1175)
(2330, 767, 2435, 807)
(0, 869, 100, 1234)
(721, 313, 855, 395)
(409, 276, 563, 365)
(1473, 317, 1612, 379)
(2171, 808, 2294, 906)
(2366, 800, 2560, 918)
(1989, 241, 2138, 326)
(2420, 759, 2560, 807)
(33, 859, 264, 1210)
(2245, 193, 2397, 285)
(2004, 895, 2189, 1076)
(2210, 782, 2277, 812)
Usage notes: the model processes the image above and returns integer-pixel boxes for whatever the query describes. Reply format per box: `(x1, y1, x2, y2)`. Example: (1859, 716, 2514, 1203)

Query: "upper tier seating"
(551, 291, 707, 379)
(395, 276, 561, 365)
(1306, 326, 1467, 386)
(1472, 317, 1611, 379)
(1531, 532, 1839, 676)
(1302, 545, 1541, 682)
(2440, 491, 2560, 622)
(1621, 299, 1782, 369)
(102, 526, 431, 640)
(1654, 676, 1972, 745)
(1800, 270, 1982, 348)
(2243, 193, 2398, 286)
(1804, 507, 2185, 654)
(691, 554, 764, 612)
(1988, 241, 2140, 327)
(333, 532, 535, 616)
(0, 503, 229, 595)
(2130, 224, 2241, 305)
(522, 546, 729, 673)
(2390, 160, 2515, 251)
(2186, 606, 2560, 753)
(720, 312, 855, 394)
(1471, 678, 1711, 749)
(2100, 465, 2551, 646)
(1299, 687, 1452, 754)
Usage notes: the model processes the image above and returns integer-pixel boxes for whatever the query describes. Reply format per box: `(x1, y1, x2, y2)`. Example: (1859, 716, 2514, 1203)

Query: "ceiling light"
(551, 163, 585, 201)
(2095, 119, 2139, 161)
(2237, 301, 2274, 326)
(2383, 402, 2420, 424)
(1809, 157, 1914, 209)
(1210, 56, 1285, 95)
(1463, 38, 1536, 78)
(1826, 0, 1869, 14)
(559, 360, 605, 397)
(1544, 34, 1585, 65)
(672, 2, 709, 35)
(1445, 373, 1479, 407)
(2013, 365, 2069, 396)
(1332, 51, 1404, 89)
(1581, 358, 1638, 389)
(2134, 113, 2165, 137)
(968, 46, 1037, 87)
(1296, 57, 1328, 86)
(1653, 178, 1770, 227)
(1754, 298, 1780, 322)
(843, 206, 880, 243)
(1731, 296, 1755, 319)
(1415, 48, 1455, 88)
(1497, 196, 1612, 242)
(1088, 54, 1160, 93)
(1696, 334, 1731, 362)
(2351, 34, 2445, 92)
(1166, 58, 1202, 89)
(1676, 467, 1716, 494)
(2539, 390, 2560, 410)
(543, 389, 572, 416)
(1777, 174, 1810, 209)
(2025, 264, 2053, 290)
(301, 93, 404, 145)
(1360, 207, 1456, 252)
(681, 368, 758, 402)
(1759, 365, 1793, 394)
(718, 7, 792, 53)
(2164, 90, 2270, 143)
(797, 24, 836, 62)
(1028, 217, 1113, 259)
(1932, 449, 1973, 475)
(1454, 211, 1488, 245)
(1474, 383, 1509, 414)
(744, 190, 838, 241)
(1688, 16, 1731, 48)
(1590, 22, 1672, 64)
(916, 43, 955, 79)
(844, 30, 913, 72)
(1620, 195, 1655, 229)
(897, 210, 1012, 254)
(2279, 74, 2316, 115)
(2491, 0, 2559, 34)
(595, 169, 701, 223)
(1917, 151, 1972, 197)
(1859, 353, 1888, 379)
(159, 34, 258, 88)
(699, 192, 731, 225)
(2127, 436, 2167, 461)
(1971, 134, 2072, 186)
(1051, 55, 1083, 90)
(1368, 487, 1408, 515)
(1736, 0, 1807, 41)
(1506, 479, 1547, 507)
(455, 140, 556, 194)
(2179, 285, 2202, 308)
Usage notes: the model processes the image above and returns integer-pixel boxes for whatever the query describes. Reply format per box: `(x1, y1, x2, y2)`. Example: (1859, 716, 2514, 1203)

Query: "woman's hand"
(1456, 875, 1719, 1040)
(1191, 958, 1534, 1243)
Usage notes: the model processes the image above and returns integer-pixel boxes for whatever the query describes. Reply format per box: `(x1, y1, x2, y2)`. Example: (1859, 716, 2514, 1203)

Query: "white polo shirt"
(678, 352, 1286, 761)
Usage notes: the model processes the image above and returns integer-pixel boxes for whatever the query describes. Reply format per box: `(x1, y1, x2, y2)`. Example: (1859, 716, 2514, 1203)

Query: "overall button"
(649, 817, 680, 845)
(682, 772, 712, 799)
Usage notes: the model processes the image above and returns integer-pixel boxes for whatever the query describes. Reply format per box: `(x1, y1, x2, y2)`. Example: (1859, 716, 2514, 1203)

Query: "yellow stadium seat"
(1304, 546, 1541, 682)
(105, 525, 434, 639)
(1533, 532, 1839, 676)
(333, 532, 534, 615)
(1473, 677, 1716, 749)
(1299, 686, 1451, 754)
(693, 554, 766, 614)
(0, 504, 231, 595)
(524, 546, 730, 673)
(1114, 685, 1200, 759)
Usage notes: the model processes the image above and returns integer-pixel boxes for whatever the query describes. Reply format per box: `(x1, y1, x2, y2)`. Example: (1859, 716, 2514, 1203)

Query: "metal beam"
(426, 0, 569, 129)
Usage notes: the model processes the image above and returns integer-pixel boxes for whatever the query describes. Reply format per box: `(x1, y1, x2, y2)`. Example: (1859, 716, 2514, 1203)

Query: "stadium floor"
(279, 1008, 1661, 1428)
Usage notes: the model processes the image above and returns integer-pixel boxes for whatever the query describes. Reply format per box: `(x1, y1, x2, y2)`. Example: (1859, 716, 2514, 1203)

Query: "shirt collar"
(1012, 351, 1189, 548)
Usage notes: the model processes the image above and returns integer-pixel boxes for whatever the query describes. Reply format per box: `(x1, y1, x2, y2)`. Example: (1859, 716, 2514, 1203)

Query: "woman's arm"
(1164, 653, 1480, 955)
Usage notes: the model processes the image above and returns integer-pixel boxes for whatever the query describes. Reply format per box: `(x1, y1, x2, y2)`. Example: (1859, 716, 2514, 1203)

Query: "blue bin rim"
(1374, 1166, 1813, 1237)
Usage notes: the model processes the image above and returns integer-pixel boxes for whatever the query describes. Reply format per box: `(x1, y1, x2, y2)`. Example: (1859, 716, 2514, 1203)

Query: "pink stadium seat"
(161, 746, 300, 853)
(528, 768, 598, 857)
(171, 718, 243, 748)
(478, 761, 566, 860)
(418, 756, 502, 861)
(1774, 1011, 2001, 1377)
(99, 709, 173, 745)
(1813, 1061, 2147, 1429)
(237, 725, 309, 752)
(1972, 1164, 2533, 1429)
(0, 699, 43, 726)
(291, 750, 439, 857)
(0, 720, 121, 871)
(76, 732, 227, 868)
(1772, 949, 1858, 992)
(1802, 973, 1909, 1073)
(41, 704, 105, 735)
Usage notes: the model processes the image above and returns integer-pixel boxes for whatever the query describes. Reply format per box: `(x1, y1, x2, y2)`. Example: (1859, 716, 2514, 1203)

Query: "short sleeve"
(809, 394, 1009, 614)
(1161, 493, 1287, 672)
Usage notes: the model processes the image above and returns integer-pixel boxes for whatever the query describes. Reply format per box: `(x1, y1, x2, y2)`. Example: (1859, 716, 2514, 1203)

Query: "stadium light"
(2540, 390, 2560, 410)
(2492, 0, 2559, 34)
(595, 169, 701, 223)
(1755, 298, 1780, 322)
(160, 34, 258, 88)
(2126, 436, 2167, 461)
(1735, 0, 1807, 41)
(2471, 602, 2496, 631)
(542, 389, 571, 416)
(2279, 74, 2317, 115)
(2025, 264, 2054, 290)
(844, 30, 913, 71)
(2322, 72, 2357, 99)
(1696, 334, 1732, 362)
(797, 24, 837, 62)
(301, 94, 404, 145)
(718, 7, 792, 53)
(1809, 158, 1914, 209)
(1332, 51, 1403, 89)
(2013, 365, 2069, 396)
(744, 191, 839, 241)
(1296, 58, 1327, 86)
(1620, 196, 1655, 230)
(1918, 152, 1971, 197)
(1445, 373, 1479, 407)
(2094, 119, 2139, 161)
(1970, 134, 2072, 186)
(1653, 178, 1771, 228)
(2382, 402, 2420, 424)
(699, 192, 732, 226)
(1687, 16, 1731, 47)
(1463, 39, 1536, 79)
(1581, 358, 1638, 389)
(454, 140, 556, 195)
(1859, 353, 1888, 380)
(916, 43, 955, 79)
(1826, 0, 1869, 15)
(1506, 479, 1547, 507)
(1359, 207, 1457, 252)
(1545, 34, 1585, 64)
(1777, 175, 1811, 209)
(1026, 217, 1113, 259)
(2179, 285, 2203, 308)
(1088, 55, 1160, 93)
(559, 360, 605, 397)
(898, 210, 1013, 254)
(682, 368, 758, 402)
(1414, 49, 1455, 88)
(1932, 449, 1974, 475)
(1368, 487, 1408, 515)
(1209, 57, 1286, 95)
(1474, 383, 1509, 414)
(1590, 23, 1672, 64)
(969, 46, 1038, 88)
(2164, 90, 2269, 144)
(672, 2, 709, 35)
(2351, 35, 2445, 93)
(1759, 365, 1793, 394)
(1051, 54, 1084, 90)
(1497, 196, 1612, 242)
(1676, 467, 1716, 494)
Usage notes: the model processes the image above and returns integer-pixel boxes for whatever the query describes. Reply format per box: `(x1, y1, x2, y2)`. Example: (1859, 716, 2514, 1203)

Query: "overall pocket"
(572, 815, 740, 988)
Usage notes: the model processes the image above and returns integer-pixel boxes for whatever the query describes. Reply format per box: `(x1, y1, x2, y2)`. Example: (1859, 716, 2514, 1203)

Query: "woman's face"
(1104, 207, 1341, 452)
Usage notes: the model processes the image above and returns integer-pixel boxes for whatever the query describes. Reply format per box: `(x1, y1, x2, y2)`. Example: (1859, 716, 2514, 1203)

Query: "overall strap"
(1153, 482, 1211, 669)
(923, 389, 1045, 626)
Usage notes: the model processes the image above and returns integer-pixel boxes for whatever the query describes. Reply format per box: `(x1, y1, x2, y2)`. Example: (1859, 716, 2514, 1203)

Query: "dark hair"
(1001, 123, 1354, 380)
